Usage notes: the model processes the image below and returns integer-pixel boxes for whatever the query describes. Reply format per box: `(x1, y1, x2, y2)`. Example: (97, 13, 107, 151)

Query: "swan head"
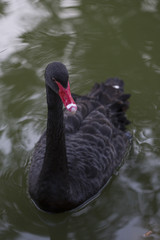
(45, 62, 77, 114)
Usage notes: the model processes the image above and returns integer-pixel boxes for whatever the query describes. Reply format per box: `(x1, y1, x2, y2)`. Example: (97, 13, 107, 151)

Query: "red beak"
(56, 81, 77, 113)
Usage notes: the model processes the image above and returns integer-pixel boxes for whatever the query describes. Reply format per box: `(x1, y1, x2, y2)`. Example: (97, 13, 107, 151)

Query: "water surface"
(0, 0, 160, 239)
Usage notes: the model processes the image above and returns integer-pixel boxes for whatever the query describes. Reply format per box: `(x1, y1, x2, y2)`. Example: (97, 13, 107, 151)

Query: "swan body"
(28, 62, 131, 213)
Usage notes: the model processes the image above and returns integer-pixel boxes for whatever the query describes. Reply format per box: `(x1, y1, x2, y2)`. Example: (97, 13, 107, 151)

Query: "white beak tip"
(66, 103, 77, 114)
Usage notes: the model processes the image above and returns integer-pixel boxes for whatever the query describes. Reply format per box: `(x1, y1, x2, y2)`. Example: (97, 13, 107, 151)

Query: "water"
(0, 0, 160, 239)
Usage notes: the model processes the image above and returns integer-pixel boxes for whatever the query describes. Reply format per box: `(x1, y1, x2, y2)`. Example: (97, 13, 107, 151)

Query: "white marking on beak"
(66, 103, 77, 110)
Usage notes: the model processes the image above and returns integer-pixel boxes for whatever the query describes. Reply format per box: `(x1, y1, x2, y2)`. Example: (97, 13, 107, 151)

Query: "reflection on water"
(0, 0, 160, 239)
(0, 0, 49, 63)
(141, 0, 159, 12)
(59, 0, 81, 19)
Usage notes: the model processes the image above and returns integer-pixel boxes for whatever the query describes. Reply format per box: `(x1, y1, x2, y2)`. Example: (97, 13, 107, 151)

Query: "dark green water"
(0, 0, 160, 239)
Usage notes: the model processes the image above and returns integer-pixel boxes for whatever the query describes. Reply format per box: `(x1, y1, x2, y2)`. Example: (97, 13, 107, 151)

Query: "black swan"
(28, 62, 131, 213)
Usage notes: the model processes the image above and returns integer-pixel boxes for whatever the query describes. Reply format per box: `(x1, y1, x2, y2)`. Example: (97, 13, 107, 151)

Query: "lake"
(0, 0, 160, 239)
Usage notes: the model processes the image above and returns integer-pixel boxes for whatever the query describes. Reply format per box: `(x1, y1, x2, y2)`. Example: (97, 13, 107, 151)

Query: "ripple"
(59, 8, 81, 19)
(0, 129, 12, 155)
(0, 0, 50, 63)
(141, 0, 159, 12)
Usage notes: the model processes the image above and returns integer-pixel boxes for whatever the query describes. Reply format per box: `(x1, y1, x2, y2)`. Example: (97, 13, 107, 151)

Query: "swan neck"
(42, 85, 68, 176)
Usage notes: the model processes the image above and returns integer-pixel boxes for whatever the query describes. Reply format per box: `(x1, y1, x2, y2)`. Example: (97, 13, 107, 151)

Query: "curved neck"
(40, 85, 68, 182)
